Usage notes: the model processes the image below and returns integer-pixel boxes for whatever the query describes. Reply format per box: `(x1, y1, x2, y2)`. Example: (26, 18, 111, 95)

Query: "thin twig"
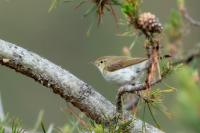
(179, 4, 200, 27)
(173, 49, 200, 65)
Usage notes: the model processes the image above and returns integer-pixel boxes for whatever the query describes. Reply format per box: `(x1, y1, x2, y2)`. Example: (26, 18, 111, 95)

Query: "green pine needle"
(48, 0, 60, 13)
(147, 103, 161, 129)
(41, 122, 46, 133)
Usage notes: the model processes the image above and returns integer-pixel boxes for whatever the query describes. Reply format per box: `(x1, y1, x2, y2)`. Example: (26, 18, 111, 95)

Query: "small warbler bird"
(93, 56, 150, 85)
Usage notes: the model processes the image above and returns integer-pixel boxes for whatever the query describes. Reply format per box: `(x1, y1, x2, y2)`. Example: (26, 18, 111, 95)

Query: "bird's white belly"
(103, 62, 147, 85)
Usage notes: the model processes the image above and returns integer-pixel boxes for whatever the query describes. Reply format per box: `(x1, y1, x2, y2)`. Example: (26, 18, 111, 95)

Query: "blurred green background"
(0, 0, 199, 132)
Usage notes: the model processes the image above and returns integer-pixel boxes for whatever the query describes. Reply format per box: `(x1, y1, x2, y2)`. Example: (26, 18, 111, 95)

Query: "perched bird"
(93, 56, 150, 86)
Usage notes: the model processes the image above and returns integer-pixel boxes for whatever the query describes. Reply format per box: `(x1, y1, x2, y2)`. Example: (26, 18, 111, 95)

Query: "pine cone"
(137, 12, 163, 35)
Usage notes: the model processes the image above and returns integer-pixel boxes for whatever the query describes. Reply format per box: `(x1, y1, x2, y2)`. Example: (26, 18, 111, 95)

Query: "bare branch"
(173, 49, 200, 65)
(0, 39, 163, 133)
(182, 9, 200, 27)
(179, 4, 200, 27)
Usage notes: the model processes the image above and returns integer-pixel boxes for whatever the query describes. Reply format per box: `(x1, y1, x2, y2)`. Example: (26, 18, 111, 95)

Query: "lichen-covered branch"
(116, 78, 162, 112)
(0, 39, 163, 133)
(0, 39, 114, 124)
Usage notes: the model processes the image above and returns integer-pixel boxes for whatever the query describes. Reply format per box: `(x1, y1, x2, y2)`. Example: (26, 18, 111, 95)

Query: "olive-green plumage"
(93, 56, 149, 85)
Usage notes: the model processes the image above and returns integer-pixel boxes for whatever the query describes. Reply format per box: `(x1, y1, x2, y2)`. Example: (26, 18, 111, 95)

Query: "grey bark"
(0, 39, 164, 133)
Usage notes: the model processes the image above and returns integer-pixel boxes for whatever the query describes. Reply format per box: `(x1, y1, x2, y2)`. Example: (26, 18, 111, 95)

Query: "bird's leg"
(122, 81, 141, 114)
(116, 86, 125, 115)
(116, 79, 158, 115)
(116, 83, 142, 115)
(124, 94, 140, 113)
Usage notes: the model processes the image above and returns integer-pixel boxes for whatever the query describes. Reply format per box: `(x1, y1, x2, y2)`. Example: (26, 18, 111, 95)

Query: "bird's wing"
(106, 57, 148, 72)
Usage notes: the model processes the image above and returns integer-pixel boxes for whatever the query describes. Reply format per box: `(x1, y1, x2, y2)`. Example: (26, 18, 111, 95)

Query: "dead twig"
(179, 3, 200, 27)
(173, 49, 200, 65)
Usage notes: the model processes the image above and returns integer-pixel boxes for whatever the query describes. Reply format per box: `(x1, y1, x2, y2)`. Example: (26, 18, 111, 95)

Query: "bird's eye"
(100, 61, 103, 64)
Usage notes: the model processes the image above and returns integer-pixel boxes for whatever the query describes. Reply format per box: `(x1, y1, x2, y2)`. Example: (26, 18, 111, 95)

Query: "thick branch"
(0, 39, 114, 124)
(0, 39, 163, 133)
